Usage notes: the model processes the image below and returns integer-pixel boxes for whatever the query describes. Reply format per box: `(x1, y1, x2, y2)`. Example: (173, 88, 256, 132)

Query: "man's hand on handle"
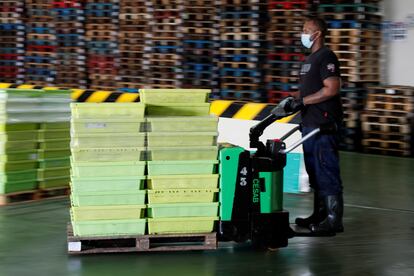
(281, 96, 305, 114)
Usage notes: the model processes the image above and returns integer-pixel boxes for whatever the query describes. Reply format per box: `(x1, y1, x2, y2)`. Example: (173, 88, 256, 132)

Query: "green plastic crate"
(0, 150, 38, 162)
(72, 219, 146, 237)
(39, 138, 70, 149)
(140, 89, 210, 104)
(0, 140, 38, 152)
(0, 123, 39, 131)
(71, 160, 146, 177)
(148, 203, 219, 218)
(38, 129, 70, 140)
(148, 146, 218, 161)
(38, 167, 70, 179)
(0, 130, 39, 141)
(0, 140, 38, 151)
(38, 149, 70, 159)
(40, 122, 70, 129)
(146, 103, 210, 116)
(71, 190, 146, 206)
(71, 147, 146, 162)
(71, 205, 146, 221)
(147, 132, 217, 147)
(148, 174, 219, 189)
(71, 132, 146, 148)
(70, 176, 146, 193)
(0, 160, 38, 171)
(71, 103, 145, 119)
(147, 160, 217, 175)
(147, 189, 219, 204)
(38, 157, 70, 168)
(0, 169, 37, 182)
(70, 118, 145, 133)
(0, 180, 38, 194)
(148, 217, 217, 234)
(38, 176, 69, 189)
(147, 116, 218, 132)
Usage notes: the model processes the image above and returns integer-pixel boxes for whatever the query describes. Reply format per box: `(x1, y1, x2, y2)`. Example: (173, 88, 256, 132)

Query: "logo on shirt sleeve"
(327, 63, 336, 72)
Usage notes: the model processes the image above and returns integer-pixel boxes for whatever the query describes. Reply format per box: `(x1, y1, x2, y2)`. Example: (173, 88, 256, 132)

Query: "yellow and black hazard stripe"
(71, 89, 139, 102)
(0, 83, 140, 102)
(210, 100, 301, 124)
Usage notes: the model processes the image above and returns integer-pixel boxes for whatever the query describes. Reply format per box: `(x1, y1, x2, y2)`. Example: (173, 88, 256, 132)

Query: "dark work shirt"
(299, 46, 343, 127)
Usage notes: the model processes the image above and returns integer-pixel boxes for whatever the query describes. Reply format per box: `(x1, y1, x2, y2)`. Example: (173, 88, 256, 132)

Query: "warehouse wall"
(383, 0, 414, 86)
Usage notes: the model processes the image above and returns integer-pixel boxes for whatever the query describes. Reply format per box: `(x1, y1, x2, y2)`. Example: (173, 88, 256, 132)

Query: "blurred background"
(0, 0, 413, 157)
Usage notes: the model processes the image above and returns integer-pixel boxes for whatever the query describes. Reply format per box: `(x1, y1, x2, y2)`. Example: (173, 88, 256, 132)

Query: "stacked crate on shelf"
(181, 1, 220, 98)
(143, 1, 184, 89)
(52, 0, 87, 89)
(141, 89, 219, 234)
(319, 0, 383, 151)
(25, 0, 57, 86)
(218, 0, 268, 101)
(361, 86, 414, 157)
(0, 89, 39, 196)
(85, 0, 119, 90)
(266, 0, 307, 103)
(70, 102, 147, 237)
(0, 0, 25, 84)
(117, 0, 150, 91)
(37, 89, 72, 190)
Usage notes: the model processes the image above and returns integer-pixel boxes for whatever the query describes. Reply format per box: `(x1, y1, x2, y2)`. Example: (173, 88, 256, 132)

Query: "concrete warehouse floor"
(0, 152, 413, 276)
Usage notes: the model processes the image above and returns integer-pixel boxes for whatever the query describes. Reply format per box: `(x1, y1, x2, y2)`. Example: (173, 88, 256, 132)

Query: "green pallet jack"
(218, 104, 335, 248)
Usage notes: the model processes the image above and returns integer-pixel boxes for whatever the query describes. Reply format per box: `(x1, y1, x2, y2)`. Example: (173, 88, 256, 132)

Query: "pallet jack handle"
(279, 128, 320, 154)
(279, 123, 337, 154)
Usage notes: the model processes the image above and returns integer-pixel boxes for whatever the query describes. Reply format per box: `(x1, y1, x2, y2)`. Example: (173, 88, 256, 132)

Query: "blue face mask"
(301, 33, 315, 49)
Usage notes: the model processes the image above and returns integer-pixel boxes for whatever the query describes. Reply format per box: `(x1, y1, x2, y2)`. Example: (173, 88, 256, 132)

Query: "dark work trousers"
(302, 126, 343, 197)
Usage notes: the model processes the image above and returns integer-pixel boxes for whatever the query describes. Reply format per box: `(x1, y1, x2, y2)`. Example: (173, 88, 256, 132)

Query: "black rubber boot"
(310, 194, 344, 236)
(295, 191, 326, 228)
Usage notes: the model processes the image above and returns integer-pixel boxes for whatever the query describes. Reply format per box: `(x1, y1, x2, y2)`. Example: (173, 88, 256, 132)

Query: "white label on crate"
(29, 154, 38, 160)
(386, 89, 396, 95)
(68, 242, 81, 252)
(85, 123, 106, 129)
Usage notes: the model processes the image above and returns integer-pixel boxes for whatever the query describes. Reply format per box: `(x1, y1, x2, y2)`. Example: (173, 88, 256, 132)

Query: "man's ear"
(311, 31, 321, 42)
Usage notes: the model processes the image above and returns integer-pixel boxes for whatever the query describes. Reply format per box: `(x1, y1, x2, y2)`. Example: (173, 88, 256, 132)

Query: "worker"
(280, 16, 344, 235)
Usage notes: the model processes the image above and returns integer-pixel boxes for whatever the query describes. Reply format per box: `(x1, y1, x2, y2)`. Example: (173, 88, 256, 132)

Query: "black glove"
(271, 96, 303, 117)
(283, 97, 304, 114)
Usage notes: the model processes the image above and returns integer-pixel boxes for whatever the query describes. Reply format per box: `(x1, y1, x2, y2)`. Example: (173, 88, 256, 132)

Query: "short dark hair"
(305, 16, 328, 37)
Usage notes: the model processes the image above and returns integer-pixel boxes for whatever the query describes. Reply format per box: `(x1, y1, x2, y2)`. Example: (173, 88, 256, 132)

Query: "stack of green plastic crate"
(142, 89, 220, 234)
(70, 103, 147, 237)
(37, 89, 72, 189)
(0, 88, 74, 195)
(0, 89, 47, 195)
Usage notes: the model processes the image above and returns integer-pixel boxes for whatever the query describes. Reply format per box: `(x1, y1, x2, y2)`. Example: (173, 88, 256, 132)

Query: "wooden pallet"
(363, 147, 412, 157)
(220, 48, 262, 55)
(221, 83, 261, 91)
(219, 61, 257, 69)
(362, 121, 412, 134)
(363, 131, 411, 141)
(0, 187, 69, 206)
(327, 43, 379, 52)
(362, 139, 411, 150)
(368, 85, 414, 96)
(266, 75, 299, 85)
(366, 101, 413, 113)
(361, 112, 412, 127)
(67, 225, 217, 255)
(367, 94, 414, 104)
